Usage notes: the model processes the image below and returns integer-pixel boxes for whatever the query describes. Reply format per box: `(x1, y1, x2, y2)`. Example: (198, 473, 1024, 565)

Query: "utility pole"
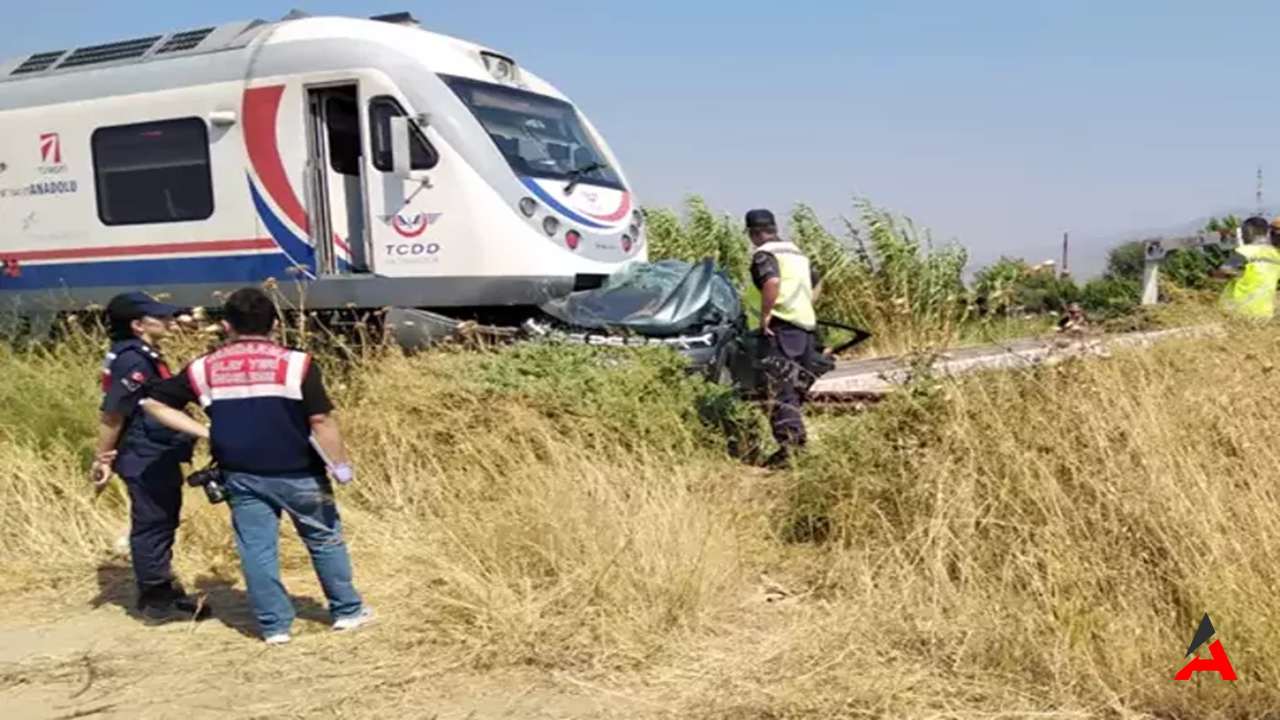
(1258, 166, 1264, 216)
(1141, 239, 1164, 305)
(1061, 231, 1069, 277)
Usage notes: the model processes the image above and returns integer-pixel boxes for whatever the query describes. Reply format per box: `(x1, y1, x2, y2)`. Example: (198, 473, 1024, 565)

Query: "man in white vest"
(745, 209, 821, 469)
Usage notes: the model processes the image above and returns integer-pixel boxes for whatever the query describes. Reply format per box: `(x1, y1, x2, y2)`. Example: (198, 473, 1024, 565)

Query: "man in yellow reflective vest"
(1217, 215, 1280, 321)
(746, 209, 822, 469)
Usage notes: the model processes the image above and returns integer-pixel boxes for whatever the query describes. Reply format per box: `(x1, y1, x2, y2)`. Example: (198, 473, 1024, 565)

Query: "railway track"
(807, 324, 1225, 404)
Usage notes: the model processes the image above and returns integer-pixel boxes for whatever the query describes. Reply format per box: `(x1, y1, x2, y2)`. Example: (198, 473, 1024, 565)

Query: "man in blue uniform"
(746, 209, 822, 469)
(90, 292, 211, 623)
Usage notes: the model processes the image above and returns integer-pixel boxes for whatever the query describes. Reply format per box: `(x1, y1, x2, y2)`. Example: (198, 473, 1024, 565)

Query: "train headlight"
(519, 197, 537, 217)
(621, 235, 633, 253)
(481, 52, 520, 85)
(632, 209, 643, 227)
(542, 216, 560, 235)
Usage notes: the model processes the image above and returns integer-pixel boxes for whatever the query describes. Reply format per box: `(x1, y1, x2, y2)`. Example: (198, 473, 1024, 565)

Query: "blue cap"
(745, 209, 777, 230)
(105, 291, 188, 323)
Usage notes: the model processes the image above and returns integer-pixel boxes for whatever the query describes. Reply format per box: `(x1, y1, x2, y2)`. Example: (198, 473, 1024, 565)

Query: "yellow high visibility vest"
(757, 240, 817, 330)
(1221, 243, 1280, 320)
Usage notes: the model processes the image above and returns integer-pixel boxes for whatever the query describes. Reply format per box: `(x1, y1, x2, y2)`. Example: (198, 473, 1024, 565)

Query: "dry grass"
(2, 316, 1278, 719)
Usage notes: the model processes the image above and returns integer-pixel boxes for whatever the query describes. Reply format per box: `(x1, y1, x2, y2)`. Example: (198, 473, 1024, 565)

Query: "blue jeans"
(224, 472, 363, 637)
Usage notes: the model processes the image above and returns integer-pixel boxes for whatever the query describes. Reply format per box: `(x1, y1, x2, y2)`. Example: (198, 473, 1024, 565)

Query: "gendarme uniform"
(747, 210, 821, 455)
(144, 333, 367, 641)
(99, 294, 197, 613)
(1220, 242, 1280, 320)
(182, 338, 331, 477)
(102, 338, 193, 475)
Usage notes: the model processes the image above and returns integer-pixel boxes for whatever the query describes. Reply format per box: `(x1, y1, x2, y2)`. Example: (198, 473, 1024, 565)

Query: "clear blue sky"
(3, 1, 1274, 276)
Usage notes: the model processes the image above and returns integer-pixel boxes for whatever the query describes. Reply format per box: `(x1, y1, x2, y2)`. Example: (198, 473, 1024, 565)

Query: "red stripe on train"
(3, 238, 278, 262)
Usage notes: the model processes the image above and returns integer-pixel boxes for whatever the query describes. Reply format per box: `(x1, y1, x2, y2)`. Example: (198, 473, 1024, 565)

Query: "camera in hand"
(186, 464, 227, 505)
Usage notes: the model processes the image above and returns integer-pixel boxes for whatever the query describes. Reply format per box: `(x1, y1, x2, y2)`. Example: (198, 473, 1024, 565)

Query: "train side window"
(325, 96, 362, 176)
(369, 96, 439, 172)
(91, 117, 214, 226)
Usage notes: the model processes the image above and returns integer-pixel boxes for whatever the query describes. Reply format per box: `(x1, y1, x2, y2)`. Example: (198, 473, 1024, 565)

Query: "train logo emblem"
(39, 133, 61, 165)
(391, 211, 441, 238)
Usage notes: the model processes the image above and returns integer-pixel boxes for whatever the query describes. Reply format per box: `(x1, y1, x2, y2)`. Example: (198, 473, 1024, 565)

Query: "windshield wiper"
(564, 161, 608, 196)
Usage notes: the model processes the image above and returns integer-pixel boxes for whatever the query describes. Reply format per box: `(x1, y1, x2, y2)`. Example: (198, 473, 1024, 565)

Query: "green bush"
(1080, 276, 1141, 317)
(972, 257, 1080, 315)
(1106, 237, 1231, 292)
(1161, 246, 1230, 291)
(1106, 241, 1145, 282)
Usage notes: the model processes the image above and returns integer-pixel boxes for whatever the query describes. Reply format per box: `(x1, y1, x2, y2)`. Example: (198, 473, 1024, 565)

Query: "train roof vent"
(1, 19, 268, 80)
(57, 35, 163, 70)
(10, 50, 66, 75)
(154, 27, 217, 55)
(370, 12, 421, 27)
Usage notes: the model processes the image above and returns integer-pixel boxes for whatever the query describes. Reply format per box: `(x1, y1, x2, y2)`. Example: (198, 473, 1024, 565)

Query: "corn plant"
(641, 196, 749, 285)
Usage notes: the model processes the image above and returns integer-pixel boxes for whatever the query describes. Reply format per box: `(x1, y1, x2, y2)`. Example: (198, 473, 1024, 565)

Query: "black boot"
(135, 582, 213, 624)
(762, 447, 793, 470)
(762, 440, 808, 470)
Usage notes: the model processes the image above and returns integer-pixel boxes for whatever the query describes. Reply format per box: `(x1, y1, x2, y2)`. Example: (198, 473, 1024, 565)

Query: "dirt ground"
(0, 565, 667, 720)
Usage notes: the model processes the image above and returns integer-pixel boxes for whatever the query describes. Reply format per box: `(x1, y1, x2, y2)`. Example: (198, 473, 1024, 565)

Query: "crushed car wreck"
(523, 259, 746, 384)
(384, 258, 871, 398)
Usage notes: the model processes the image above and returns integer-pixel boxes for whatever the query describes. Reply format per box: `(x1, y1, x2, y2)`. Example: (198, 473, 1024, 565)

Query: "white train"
(0, 10, 645, 331)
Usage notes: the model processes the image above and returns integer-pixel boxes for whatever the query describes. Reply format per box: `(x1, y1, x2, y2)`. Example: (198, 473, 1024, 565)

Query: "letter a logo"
(1175, 613, 1237, 680)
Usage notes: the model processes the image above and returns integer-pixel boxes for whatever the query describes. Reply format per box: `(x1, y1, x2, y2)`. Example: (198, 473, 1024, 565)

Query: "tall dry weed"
(0, 313, 1274, 718)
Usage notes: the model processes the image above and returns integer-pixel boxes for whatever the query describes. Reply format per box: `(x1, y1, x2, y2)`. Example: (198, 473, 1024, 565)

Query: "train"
(0, 10, 645, 339)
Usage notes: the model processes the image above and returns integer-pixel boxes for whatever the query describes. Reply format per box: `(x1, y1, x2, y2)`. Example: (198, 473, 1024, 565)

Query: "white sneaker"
(332, 607, 375, 632)
(264, 633, 291, 645)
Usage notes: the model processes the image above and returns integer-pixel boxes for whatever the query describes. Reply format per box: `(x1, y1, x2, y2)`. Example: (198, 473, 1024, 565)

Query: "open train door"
(303, 83, 371, 274)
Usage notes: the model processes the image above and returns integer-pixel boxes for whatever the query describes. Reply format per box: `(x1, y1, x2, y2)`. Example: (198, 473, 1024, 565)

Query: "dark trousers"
(122, 459, 185, 595)
(765, 322, 816, 447)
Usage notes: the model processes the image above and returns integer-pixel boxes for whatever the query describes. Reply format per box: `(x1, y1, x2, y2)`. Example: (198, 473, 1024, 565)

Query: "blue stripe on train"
(0, 175, 355, 294)
(519, 177, 610, 230)
(248, 177, 351, 274)
(0, 252, 298, 292)
(249, 176, 318, 276)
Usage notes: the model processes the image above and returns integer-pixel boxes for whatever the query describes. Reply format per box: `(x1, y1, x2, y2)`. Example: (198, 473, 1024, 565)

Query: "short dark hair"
(1243, 216, 1271, 242)
(108, 316, 137, 343)
(222, 287, 278, 335)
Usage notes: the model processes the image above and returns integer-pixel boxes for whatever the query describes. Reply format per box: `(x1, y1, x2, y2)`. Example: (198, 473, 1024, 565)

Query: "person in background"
(1056, 302, 1088, 334)
(746, 208, 821, 469)
(140, 287, 371, 645)
(1215, 215, 1280, 321)
(91, 292, 211, 624)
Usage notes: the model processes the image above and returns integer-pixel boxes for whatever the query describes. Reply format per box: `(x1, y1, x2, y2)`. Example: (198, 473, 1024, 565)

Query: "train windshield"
(441, 75, 624, 191)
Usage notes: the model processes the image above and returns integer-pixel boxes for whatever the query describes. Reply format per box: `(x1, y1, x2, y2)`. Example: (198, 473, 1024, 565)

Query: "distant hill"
(1125, 204, 1280, 240)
